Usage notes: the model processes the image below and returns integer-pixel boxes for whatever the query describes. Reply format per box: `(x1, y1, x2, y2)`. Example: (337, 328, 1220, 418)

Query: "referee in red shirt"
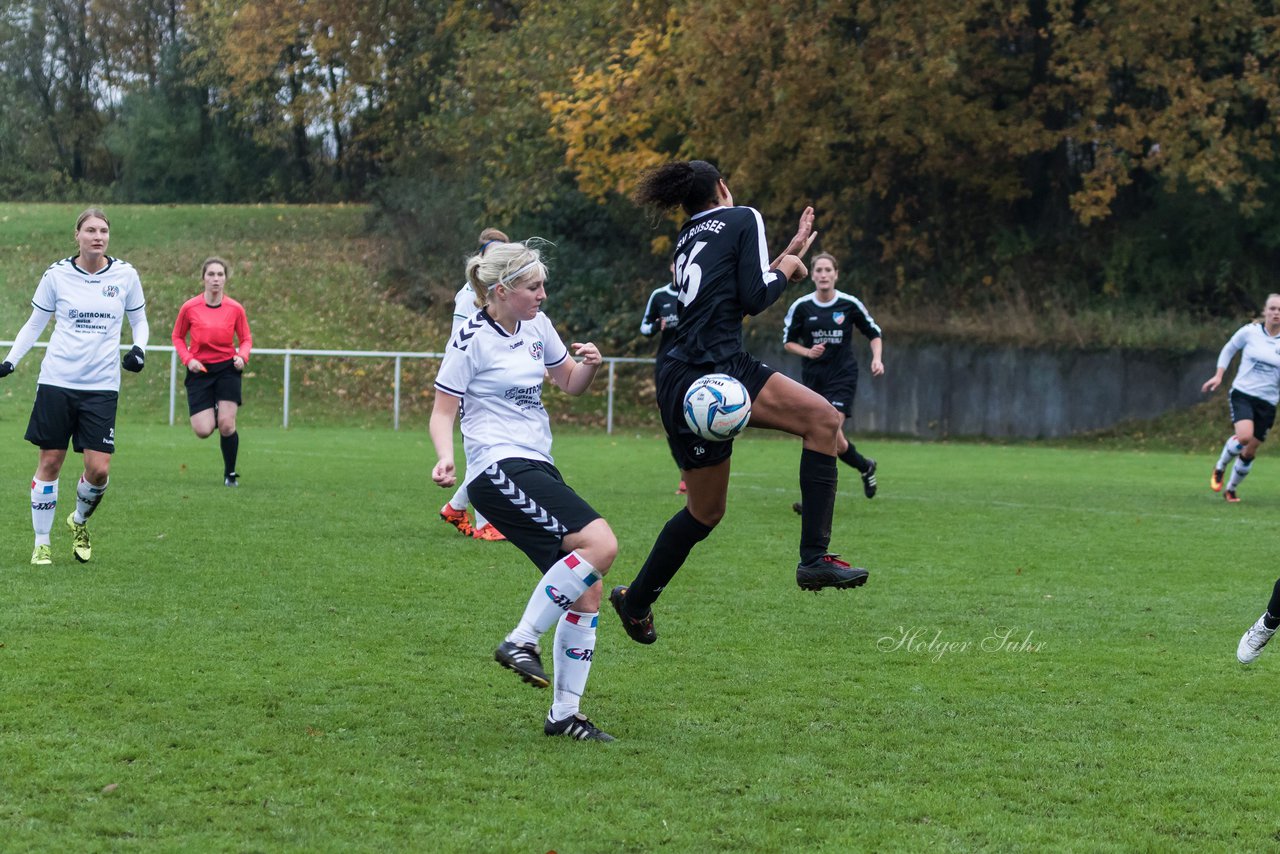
(171, 257, 253, 486)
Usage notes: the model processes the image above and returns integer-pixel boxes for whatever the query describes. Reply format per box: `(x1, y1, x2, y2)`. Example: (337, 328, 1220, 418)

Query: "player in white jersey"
(439, 227, 510, 542)
(430, 239, 617, 741)
(0, 209, 149, 565)
(1201, 293, 1280, 502)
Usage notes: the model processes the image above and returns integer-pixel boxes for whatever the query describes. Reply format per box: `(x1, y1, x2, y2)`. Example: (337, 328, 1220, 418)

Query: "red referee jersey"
(171, 296, 252, 367)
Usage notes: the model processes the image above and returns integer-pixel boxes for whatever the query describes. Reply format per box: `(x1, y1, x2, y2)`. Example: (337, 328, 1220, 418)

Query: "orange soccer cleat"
(439, 503, 475, 536)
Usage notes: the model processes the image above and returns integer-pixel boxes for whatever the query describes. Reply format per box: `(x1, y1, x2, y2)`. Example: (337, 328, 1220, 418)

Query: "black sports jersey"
(640, 282, 681, 361)
(667, 206, 789, 367)
(782, 289, 881, 389)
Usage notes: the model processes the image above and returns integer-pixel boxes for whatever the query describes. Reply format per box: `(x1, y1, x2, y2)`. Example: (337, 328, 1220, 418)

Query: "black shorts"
(25, 385, 119, 454)
(815, 379, 856, 418)
(656, 352, 776, 471)
(185, 359, 243, 415)
(803, 363, 858, 418)
(1230, 389, 1277, 441)
(466, 458, 602, 572)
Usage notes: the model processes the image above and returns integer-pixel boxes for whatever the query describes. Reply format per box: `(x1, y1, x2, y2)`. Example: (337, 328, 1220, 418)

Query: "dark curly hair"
(632, 160, 723, 217)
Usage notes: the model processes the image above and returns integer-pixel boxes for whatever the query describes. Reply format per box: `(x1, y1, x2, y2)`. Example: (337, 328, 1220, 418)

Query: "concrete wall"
(754, 339, 1218, 439)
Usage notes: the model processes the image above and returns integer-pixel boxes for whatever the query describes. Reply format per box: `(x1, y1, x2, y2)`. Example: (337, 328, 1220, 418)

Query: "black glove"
(122, 346, 145, 373)
(0, 361, 12, 378)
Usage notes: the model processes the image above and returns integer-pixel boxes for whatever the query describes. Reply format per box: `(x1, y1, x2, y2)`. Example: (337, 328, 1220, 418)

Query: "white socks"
(507, 551, 600, 647)
(1229, 456, 1254, 492)
(448, 485, 487, 527)
(448, 484, 468, 512)
(550, 610, 598, 721)
(1217, 436, 1245, 471)
(30, 478, 57, 545)
(74, 476, 107, 524)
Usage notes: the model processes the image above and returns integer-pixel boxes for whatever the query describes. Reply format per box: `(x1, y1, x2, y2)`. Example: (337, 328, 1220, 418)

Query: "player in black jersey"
(610, 160, 868, 646)
(782, 252, 883, 511)
(639, 263, 685, 494)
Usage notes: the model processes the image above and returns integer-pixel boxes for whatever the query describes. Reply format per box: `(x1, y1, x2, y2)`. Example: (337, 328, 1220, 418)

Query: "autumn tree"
(544, 0, 1280, 311)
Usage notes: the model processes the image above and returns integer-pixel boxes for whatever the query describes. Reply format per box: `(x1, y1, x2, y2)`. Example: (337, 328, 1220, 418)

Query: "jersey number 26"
(674, 241, 707, 308)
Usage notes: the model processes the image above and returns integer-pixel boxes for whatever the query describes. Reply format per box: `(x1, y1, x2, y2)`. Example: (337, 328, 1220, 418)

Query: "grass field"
(2, 409, 1278, 851)
(0, 203, 665, 432)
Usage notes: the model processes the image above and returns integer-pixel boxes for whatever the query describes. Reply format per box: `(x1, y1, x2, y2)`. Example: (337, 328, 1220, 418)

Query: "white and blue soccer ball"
(683, 373, 752, 442)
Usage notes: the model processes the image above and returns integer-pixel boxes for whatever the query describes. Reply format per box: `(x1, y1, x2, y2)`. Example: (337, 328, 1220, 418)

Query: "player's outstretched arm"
(2, 305, 55, 375)
(552, 343, 602, 397)
(770, 206, 816, 270)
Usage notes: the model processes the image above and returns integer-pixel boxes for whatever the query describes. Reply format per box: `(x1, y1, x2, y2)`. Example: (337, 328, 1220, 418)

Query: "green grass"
(2, 414, 1279, 851)
(0, 203, 665, 431)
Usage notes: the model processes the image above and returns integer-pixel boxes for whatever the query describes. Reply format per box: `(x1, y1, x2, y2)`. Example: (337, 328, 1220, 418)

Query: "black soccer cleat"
(609, 585, 657, 645)
(494, 641, 549, 688)
(544, 713, 615, 742)
(796, 554, 869, 591)
(224, 472, 239, 487)
(861, 459, 878, 499)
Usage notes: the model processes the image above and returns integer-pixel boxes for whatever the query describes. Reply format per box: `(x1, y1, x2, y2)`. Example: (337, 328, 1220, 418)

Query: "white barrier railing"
(1, 342, 654, 433)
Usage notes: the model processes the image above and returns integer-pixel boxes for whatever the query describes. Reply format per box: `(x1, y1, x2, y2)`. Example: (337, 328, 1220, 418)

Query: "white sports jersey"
(452, 283, 480, 335)
(435, 309, 569, 485)
(1219, 322, 1280, 404)
(30, 257, 147, 391)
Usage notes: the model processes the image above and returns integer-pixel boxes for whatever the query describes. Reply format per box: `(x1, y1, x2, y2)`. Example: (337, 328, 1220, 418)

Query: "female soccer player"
(1201, 293, 1280, 502)
(782, 252, 884, 511)
(610, 160, 868, 647)
(0, 208, 149, 565)
(430, 239, 618, 741)
(439, 227, 509, 541)
(171, 257, 253, 486)
(639, 262, 685, 494)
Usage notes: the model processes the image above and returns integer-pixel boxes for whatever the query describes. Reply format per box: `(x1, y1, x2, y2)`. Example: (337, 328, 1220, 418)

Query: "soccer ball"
(683, 373, 752, 441)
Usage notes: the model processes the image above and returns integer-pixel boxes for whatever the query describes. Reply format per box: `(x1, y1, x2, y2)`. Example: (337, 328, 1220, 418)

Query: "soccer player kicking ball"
(611, 160, 868, 649)
(0, 208, 149, 566)
(430, 239, 617, 742)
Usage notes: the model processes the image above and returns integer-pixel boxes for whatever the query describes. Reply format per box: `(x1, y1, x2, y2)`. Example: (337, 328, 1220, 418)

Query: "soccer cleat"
(473, 523, 506, 541)
(1225, 489, 1241, 503)
(676, 480, 687, 495)
(792, 501, 803, 515)
(862, 458, 878, 499)
(224, 472, 239, 487)
(30, 544, 52, 566)
(609, 585, 657, 644)
(494, 641, 549, 688)
(1237, 614, 1276, 664)
(544, 713, 616, 742)
(439, 503, 474, 537)
(796, 554, 868, 591)
(67, 513, 91, 563)
(1211, 467, 1225, 492)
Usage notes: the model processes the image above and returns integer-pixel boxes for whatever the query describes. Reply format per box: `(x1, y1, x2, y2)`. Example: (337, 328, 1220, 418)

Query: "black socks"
(838, 443, 869, 473)
(799, 448, 837, 563)
(624, 507, 713, 617)
(1265, 578, 1280, 630)
(220, 431, 239, 477)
